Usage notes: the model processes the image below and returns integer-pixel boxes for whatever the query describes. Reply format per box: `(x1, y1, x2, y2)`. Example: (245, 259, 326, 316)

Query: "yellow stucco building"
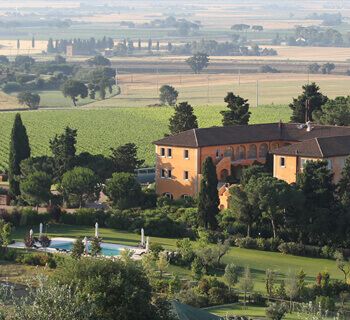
(153, 122, 350, 208)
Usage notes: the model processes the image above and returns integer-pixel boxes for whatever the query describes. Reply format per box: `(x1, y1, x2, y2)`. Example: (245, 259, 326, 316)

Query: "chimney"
(306, 121, 312, 132)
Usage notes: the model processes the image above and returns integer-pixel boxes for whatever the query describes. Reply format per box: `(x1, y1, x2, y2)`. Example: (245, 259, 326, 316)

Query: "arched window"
(224, 147, 234, 158)
(259, 143, 268, 158)
(237, 145, 246, 160)
(248, 145, 257, 159)
(271, 143, 279, 150)
(163, 193, 173, 200)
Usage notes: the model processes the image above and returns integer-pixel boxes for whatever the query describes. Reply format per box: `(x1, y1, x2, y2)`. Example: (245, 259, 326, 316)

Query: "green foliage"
(110, 143, 144, 173)
(71, 237, 85, 259)
(239, 266, 254, 306)
(221, 92, 251, 126)
(190, 257, 204, 280)
(0, 277, 94, 320)
(198, 157, 219, 230)
(159, 85, 178, 106)
(338, 157, 350, 207)
(0, 220, 12, 248)
(17, 91, 40, 109)
(265, 302, 288, 320)
(169, 102, 198, 134)
(186, 53, 209, 74)
(289, 82, 328, 123)
(20, 171, 52, 208)
(224, 263, 239, 289)
(8, 113, 31, 198)
(87, 55, 111, 66)
(105, 172, 142, 209)
(296, 160, 336, 243)
(61, 167, 100, 208)
(90, 237, 102, 256)
(314, 96, 350, 126)
(52, 258, 168, 320)
(50, 126, 77, 181)
(62, 79, 88, 106)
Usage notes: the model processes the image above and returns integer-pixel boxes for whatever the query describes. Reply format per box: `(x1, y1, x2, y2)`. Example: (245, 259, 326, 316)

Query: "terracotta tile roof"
(273, 135, 350, 158)
(153, 123, 350, 148)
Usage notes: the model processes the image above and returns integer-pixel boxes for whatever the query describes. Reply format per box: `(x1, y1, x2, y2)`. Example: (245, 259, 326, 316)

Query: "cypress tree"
(8, 113, 31, 198)
(198, 157, 219, 230)
(221, 92, 251, 126)
(338, 157, 350, 207)
(169, 102, 198, 134)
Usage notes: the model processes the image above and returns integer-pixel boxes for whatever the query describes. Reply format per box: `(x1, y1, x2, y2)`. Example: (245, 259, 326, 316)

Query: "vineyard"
(0, 105, 291, 170)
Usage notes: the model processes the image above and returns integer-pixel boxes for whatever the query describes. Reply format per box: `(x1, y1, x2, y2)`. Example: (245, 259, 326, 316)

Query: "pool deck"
(9, 237, 147, 260)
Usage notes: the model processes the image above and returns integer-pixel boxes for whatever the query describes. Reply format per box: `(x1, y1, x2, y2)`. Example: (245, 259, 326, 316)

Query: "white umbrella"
(145, 237, 150, 252)
(39, 223, 43, 237)
(29, 229, 33, 238)
(141, 228, 145, 247)
(95, 222, 99, 238)
(83, 236, 89, 255)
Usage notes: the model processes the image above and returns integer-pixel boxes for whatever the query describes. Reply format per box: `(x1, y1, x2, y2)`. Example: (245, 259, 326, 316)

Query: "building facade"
(153, 122, 350, 204)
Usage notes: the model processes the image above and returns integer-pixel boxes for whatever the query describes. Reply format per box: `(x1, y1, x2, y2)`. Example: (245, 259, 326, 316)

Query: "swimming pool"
(50, 240, 123, 257)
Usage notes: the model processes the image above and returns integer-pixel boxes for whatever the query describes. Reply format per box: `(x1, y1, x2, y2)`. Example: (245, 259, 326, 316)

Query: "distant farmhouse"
(153, 122, 350, 208)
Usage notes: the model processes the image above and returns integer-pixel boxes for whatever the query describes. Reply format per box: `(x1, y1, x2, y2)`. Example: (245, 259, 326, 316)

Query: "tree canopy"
(198, 157, 219, 230)
(221, 92, 251, 126)
(159, 85, 178, 106)
(289, 83, 328, 123)
(314, 96, 350, 126)
(186, 53, 209, 74)
(8, 113, 31, 198)
(61, 166, 100, 208)
(105, 172, 142, 209)
(62, 79, 88, 106)
(110, 143, 144, 173)
(17, 91, 40, 109)
(20, 171, 52, 209)
(169, 101, 198, 134)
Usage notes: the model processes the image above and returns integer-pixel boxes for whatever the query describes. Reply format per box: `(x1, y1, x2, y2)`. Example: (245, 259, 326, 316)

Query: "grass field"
(12, 224, 344, 293)
(104, 73, 350, 108)
(0, 104, 291, 170)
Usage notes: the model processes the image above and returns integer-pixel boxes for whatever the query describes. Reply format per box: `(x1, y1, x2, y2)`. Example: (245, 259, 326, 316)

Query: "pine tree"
(289, 82, 328, 123)
(338, 157, 350, 207)
(198, 157, 219, 230)
(169, 102, 198, 134)
(8, 113, 30, 198)
(221, 92, 251, 126)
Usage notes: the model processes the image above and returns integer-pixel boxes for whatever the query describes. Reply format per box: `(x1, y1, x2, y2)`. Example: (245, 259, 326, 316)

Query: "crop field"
(89, 73, 350, 108)
(0, 104, 291, 170)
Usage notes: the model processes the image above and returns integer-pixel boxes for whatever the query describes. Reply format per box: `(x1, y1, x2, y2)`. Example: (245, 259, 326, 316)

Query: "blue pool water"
(51, 242, 121, 256)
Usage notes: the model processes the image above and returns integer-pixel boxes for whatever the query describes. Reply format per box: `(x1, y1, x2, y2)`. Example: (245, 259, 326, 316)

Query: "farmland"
(0, 104, 291, 170)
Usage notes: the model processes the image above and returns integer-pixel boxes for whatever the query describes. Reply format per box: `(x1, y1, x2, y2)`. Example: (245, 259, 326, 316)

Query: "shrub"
(251, 292, 265, 306)
(321, 245, 336, 259)
(278, 242, 305, 256)
(18, 208, 50, 227)
(19, 253, 56, 268)
(315, 296, 336, 312)
(235, 237, 258, 249)
(2, 82, 23, 93)
(74, 208, 108, 226)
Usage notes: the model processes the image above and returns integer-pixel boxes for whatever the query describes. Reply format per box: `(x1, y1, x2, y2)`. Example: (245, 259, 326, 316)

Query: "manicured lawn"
(206, 303, 332, 320)
(12, 224, 343, 293)
(12, 224, 178, 250)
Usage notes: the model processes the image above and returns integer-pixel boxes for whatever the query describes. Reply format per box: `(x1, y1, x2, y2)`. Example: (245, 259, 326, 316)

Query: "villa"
(153, 122, 350, 208)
